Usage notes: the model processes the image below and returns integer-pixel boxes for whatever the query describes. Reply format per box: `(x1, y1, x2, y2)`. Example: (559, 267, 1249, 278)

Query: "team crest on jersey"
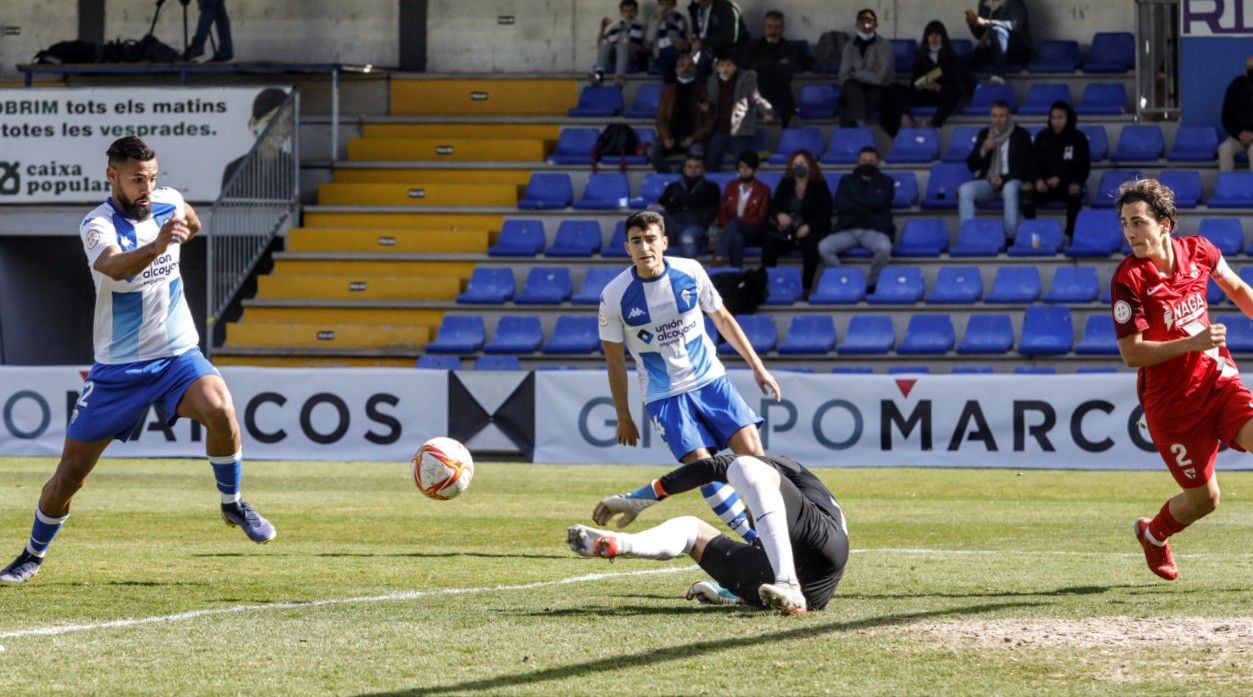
(86, 230, 101, 249)
(1114, 300, 1132, 324)
(1189, 263, 1198, 278)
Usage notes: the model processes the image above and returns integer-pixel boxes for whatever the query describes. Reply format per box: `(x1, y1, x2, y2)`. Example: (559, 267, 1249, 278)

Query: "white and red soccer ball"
(411, 436, 474, 500)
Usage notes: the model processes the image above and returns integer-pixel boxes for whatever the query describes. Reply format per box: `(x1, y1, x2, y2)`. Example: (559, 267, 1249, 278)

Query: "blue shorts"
(646, 375, 762, 461)
(67, 348, 220, 443)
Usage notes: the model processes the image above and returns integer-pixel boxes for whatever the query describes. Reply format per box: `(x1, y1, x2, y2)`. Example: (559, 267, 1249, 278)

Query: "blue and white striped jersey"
(598, 257, 726, 402)
(79, 187, 198, 364)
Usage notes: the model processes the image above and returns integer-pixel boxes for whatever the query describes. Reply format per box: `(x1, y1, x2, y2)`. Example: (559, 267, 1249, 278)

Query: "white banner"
(0, 86, 289, 202)
(536, 372, 1253, 470)
(0, 367, 447, 461)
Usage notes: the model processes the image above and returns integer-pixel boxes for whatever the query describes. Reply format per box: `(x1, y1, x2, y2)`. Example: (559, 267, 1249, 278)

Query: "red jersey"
(1111, 235, 1240, 415)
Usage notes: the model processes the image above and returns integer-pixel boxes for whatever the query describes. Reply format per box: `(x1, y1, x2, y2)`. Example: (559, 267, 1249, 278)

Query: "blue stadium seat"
(925, 266, 983, 304)
(837, 315, 895, 355)
(488, 219, 546, 257)
(603, 220, 630, 257)
(628, 172, 680, 208)
(549, 128, 599, 165)
(820, 126, 874, 164)
(952, 365, 994, 374)
(1007, 219, 1065, 256)
(888, 128, 940, 163)
(957, 314, 1015, 354)
(809, 266, 866, 304)
(1067, 209, 1123, 257)
(890, 38, 917, 74)
(1157, 170, 1203, 209)
(474, 354, 521, 371)
(1090, 170, 1141, 208)
(893, 218, 948, 256)
(763, 266, 803, 305)
(1075, 367, 1119, 373)
(1078, 125, 1108, 162)
(889, 366, 932, 375)
(1168, 126, 1220, 162)
(951, 218, 1006, 256)
(425, 315, 486, 354)
(1198, 218, 1244, 256)
(517, 173, 573, 210)
(1029, 40, 1080, 73)
(797, 83, 840, 119)
(568, 85, 623, 117)
(514, 267, 573, 304)
(768, 127, 825, 164)
(758, 171, 783, 190)
(1014, 366, 1057, 374)
(889, 171, 919, 209)
(542, 315, 601, 354)
(719, 314, 777, 354)
(833, 366, 875, 374)
(942, 126, 981, 163)
(1076, 82, 1128, 116)
(1208, 172, 1253, 208)
(573, 173, 630, 210)
(920, 163, 971, 209)
(622, 127, 654, 165)
(1207, 276, 1226, 305)
(1018, 83, 1073, 116)
(897, 315, 956, 354)
(456, 267, 515, 304)
(1084, 32, 1135, 73)
(1018, 306, 1074, 356)
(962, 83, 1017, 115)
(624, 82, 663, 118)
(1110, 124, 1164, 162)
(822, 172, 843, 196)
(416, 354, 461, 370)
(950, 39, 973, 57)
(778, 315, 837, 354)
(546, 220, 602, 257)
(1075, 315, 1119, 355)
(706, 171, 737, 190)
(572, 267, 619, 305)
(1043, 266, 1100, 303)
(866, 265, 924, 304)
(484, 315, 543, 354)
(985, 266, 1042, 303)
(1219, 314, 1253, 353)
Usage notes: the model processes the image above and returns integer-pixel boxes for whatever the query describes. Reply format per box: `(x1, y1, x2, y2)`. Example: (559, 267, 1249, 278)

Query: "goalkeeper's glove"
(592, 480, 666, 528)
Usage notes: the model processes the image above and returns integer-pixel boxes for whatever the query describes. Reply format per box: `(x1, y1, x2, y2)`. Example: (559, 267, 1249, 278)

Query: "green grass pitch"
(0, 457, 1251, 696)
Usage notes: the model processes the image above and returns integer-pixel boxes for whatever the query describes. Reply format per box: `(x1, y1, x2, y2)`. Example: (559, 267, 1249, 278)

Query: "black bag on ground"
(591, 123, 640, 174)
(710, 267, 768, 316)
(139, 34, 180, 63)
(101, 39, 145, 63)
(34, 40, 99, 64)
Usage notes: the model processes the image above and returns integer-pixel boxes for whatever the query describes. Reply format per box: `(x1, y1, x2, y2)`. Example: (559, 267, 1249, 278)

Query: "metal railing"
(1136, 0, 1181, 121)
(204, 89, 300, 356)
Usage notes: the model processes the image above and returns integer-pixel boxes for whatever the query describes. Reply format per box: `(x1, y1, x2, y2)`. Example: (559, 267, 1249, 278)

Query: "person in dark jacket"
(1022, 100, 1089, 239)
(959, 99, 1035, 238)
(654, 154, 721, 257)
(1218, 55, 1253, 172)
(651, 54, 713, 173)
(762, 149, 832, 294)
(818, 147, 895, 292)
(742, 10, 810, 128)
(688, 0, 751, 78)
(712, 150, 772, 268)
(966, 0, 1031, 84)
(902, 20, 963, 128)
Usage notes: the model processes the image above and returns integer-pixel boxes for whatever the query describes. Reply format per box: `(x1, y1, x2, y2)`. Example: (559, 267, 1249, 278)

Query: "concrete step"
(317, 182, 520, 206)
(271, 258, 477, 277)
(242, 306, 446, 326)
(389, 78, 577, 116)
(347, 137, 549, 162)
(226, 321, 433, 350)
(285, 227, 490, 253)
(255, 273, 462, 301)
(301, 211, 505, 231)
(362, 123, 560, 139)
(333, 167, 534, 186)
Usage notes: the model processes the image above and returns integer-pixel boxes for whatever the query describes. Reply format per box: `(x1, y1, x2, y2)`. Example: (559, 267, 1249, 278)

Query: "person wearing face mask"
(959, 99, 1035, 239)
(763, 150, 833, 295)
(742, 10, 811, 128)
(818, 147, 895, 294)
(837, 8, 902, 136)
(902, 20, 963, 129)
(654, 154, 722, 257)
(712, 151, 772, 268)
(1218, 55, 1253, 172)
(1021, 100, 1089, 240)
(704, 50, 774, 173)
(652, 54, 714, 173)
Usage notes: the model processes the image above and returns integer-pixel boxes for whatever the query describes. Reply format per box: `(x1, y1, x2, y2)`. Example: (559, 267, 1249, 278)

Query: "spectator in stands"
(688, 0, 752, 78)
(959, 99, 1035, 238)
(651, 54, 713, 173)
(704, 50, 773, 172)
(763, 149, 833, 295)
(644, 0, 689, 74)
(654, 154, 721, 257)
(837, 8, 902, 136)
(965, 0, 1031, 85)
(591, 0, 647, 86)
(901, 20, 963, 129)
(1021, 100, 1089, 240)
(183, 0, 233, 62)
(742, 10, 810, 128)
(819, 147, 895, 294)
(1218, 55, 1253, 172)
(712, 151, 773, 268)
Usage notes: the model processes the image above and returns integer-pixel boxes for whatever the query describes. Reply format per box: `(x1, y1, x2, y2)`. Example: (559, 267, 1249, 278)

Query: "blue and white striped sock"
(26, 507, 69, 558)
(209, 450, 243, 505)
(700, 481, 758, 542)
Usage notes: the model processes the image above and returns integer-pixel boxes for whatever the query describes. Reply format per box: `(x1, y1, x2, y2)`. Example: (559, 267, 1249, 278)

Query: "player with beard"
(0, 136, 275, 584)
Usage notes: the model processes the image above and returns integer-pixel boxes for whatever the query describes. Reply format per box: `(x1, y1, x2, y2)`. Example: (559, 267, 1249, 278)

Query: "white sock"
(727, 456, 797, 586)
(619, 516, 701, 560)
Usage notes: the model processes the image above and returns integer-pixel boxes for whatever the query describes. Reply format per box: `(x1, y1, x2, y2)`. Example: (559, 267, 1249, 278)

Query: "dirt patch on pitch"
(895, 616, 1253, 651)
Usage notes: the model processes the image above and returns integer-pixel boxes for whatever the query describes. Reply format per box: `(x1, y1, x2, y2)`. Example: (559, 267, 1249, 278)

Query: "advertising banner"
(0, 86, 289, 202)
(1179, 1, 1253, 126)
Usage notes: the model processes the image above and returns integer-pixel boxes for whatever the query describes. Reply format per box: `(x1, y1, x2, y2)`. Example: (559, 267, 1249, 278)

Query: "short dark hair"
(857, 8, 877, 21)
(715, 48, 739, 64)
(858, 146, 879, 157)
(625, 210, 665, 235)
(765, 10, 784, 21)
(737, 150, 760, 170)
(989, 99, 1011, 112)
(619, 0, 638, 9)
(106, 136, 155, 165)
(1115, 178, 1177, 227)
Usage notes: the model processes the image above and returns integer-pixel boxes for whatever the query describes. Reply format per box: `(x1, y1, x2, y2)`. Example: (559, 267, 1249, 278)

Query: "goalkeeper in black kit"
(567, 454, 849, 614)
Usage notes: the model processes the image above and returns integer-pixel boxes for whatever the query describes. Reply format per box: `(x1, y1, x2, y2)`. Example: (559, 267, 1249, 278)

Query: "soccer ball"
(411, 436, 474, 500)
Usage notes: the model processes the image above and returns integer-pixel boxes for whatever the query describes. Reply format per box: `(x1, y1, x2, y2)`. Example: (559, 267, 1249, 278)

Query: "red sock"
(1148, 501, 1188, 543)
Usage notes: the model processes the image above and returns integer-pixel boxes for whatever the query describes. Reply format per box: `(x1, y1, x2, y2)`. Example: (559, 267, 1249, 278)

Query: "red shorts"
(1145, 377, 1253, 488)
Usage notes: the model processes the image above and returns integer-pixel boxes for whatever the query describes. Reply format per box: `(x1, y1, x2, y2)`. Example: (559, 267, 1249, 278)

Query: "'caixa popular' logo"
(0, 161, 20, 195)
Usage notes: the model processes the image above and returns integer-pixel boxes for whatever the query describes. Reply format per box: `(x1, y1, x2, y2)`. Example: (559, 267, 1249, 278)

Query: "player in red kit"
(1111, 178, 1253, 581)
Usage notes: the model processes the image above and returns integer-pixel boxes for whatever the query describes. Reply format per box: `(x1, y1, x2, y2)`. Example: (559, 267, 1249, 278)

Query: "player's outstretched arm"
(92, 216, 190, 281)
(591, 455, 736, 527)
(1214, 260, 1253, 320)
(602, 340, 640, 446)
(708, 307, 782, 401)
(183, 202, 203, 240)
(1117, 328, 1226, 368)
